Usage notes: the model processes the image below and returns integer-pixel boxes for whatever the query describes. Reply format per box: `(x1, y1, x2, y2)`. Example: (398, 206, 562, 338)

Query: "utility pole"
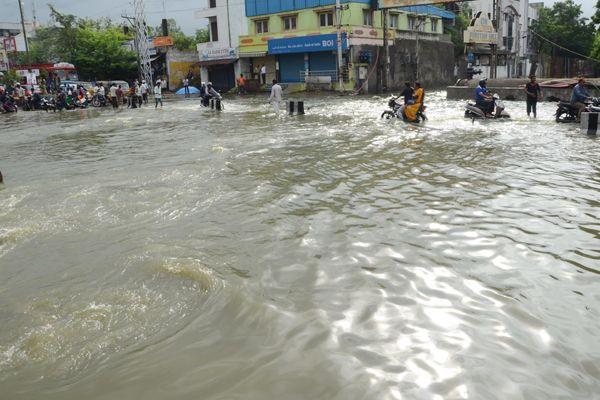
(17, 0, 30, 64)
(415, 18, 421, 82)
(382, 8, 389, 92)
(492, 0, 501, 79)
(335, 0, 344, 92)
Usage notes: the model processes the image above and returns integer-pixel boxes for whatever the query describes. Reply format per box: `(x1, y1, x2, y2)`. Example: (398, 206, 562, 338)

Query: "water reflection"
(0, 94, 599, 399)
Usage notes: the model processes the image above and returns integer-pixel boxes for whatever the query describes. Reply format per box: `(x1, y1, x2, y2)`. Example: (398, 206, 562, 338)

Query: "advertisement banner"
(379, 0, 458, 8)
(268, 34, 348, 55)
(152, 36, 174, 47)
(3, 37, 17, 53)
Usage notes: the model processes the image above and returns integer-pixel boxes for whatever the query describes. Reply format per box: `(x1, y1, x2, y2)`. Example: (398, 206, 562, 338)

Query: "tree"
(532, 0, 595, 59)
(20, 6, 138, 80)
(591, 33, 600, 60)
(592, 0, 600, 28)
(447, 12, 470, 58)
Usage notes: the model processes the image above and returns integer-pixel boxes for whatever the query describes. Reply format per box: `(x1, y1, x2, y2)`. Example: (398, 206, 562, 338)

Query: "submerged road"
(1, 93, 599, 399)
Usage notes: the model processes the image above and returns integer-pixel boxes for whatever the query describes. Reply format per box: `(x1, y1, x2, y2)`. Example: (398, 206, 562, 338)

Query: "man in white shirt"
(269, 79, 282, 115)
(154, 80, 163, 108)
(260, 65, 267, 85)
(140, 80, 149, 104)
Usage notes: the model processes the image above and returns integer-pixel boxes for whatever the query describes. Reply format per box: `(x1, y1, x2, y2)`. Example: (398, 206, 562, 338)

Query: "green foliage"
(532, 0, 595, 59)
(591, 33, 600, 60)
(447, 12, 470, 57)
(593, 0, 600, 28)
(0, 70, 20, 86)
(195, 29, 210, 44)
(19, 6, 137, 80)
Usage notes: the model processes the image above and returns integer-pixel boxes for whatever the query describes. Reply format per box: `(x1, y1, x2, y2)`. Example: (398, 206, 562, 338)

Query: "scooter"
(465, 94, 510, 120)
(91, 94, 107, 107)
(381, 96, 427, 123)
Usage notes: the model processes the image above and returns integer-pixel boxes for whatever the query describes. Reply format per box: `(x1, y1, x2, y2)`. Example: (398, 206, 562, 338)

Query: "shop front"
(267, 34, 348, 84)
(197, 43, 239, 92)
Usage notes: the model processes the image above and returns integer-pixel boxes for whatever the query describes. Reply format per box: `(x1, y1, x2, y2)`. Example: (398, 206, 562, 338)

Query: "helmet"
(478, 79, 486, 86)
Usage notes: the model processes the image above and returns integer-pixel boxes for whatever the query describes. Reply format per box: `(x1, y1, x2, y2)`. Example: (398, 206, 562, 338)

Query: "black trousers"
(526, 98, 537, 116)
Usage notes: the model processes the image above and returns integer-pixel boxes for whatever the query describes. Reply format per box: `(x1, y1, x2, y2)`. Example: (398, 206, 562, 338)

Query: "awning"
(239, 51, 267, 58)
(196, 58, 237, 66)
(400, 5, 455, 19)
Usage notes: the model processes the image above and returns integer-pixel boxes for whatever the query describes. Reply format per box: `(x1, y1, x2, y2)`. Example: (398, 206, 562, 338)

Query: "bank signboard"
(198, 42, 237, 61)
(268, 34, 347, 55)
(464, 12, 497, 44)
(379, 0, 458, 8)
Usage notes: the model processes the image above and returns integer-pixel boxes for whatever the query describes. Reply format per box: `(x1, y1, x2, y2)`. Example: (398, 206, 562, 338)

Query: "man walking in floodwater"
(524, 75, 542, 118)
(269, 79, 282, 115)
(154, 80, 163, 108)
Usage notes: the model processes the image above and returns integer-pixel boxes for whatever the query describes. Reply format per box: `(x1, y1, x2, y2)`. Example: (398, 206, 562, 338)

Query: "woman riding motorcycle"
(403, 82, 424, 122)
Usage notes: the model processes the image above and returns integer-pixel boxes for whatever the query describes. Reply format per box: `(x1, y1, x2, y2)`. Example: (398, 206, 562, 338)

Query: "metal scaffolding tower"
(133, 0, 153, 84)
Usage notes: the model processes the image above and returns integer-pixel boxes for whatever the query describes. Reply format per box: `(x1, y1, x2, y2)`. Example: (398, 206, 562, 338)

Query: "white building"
(466, 0, 542, 79)
(195, 0, 248, 92)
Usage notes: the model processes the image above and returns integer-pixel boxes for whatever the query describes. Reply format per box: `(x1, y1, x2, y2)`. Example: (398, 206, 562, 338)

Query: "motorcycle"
(1, 97, 17, 113)
(465, 94, 510, 120)
(381, 96, 427, 123)
(91, 93, 107, 107)
(553, 97, 600, 123)
(40, 96, 57, 112)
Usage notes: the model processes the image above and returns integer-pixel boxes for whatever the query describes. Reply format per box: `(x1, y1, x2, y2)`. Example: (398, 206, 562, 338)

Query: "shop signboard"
(198, 43, 237, 60)
(379, 0, 458, 8)
(464, 12, 497, 44)
(268, 34, 347, 55)
(152, 36, 174, 47)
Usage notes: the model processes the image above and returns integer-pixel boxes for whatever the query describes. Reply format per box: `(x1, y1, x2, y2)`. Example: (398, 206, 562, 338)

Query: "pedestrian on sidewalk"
(524, 75, 542, 118)
(260, 65, 267, 85)
(154, 80, 163, 108)
(269, 79, 282, 115)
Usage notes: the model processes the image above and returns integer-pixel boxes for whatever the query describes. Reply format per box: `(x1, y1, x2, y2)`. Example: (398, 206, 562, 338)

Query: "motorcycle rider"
(475, 79, 494, 116)
(571, 77, 592, 123)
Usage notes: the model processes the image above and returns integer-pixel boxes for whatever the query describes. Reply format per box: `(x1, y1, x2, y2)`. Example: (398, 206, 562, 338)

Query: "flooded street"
(1, 92, 599, 399)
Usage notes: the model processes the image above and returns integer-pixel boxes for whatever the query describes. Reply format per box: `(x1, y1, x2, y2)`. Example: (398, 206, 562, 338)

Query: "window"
(255, 19, 268, 34)
(407, 15, 415, 30)
(418, 18, 426, 32)
(209, 0, 216, 8)
(319, 12, 334, 27)
(389, 14, 398, 29)
(283, 15, 297, 30)
(209, 17, 218, 41)
(363, 10, 372, 26)
(431, 18, 438, 32)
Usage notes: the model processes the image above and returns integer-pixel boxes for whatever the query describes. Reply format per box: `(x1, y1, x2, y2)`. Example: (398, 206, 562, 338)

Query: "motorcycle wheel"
(92, 98, 101, 107)
(555, 109, 575, 123)
(381, 110, 396, 119)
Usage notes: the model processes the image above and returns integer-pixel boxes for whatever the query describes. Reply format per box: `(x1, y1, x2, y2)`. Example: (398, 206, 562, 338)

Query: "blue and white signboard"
(268, 34, 348, 55)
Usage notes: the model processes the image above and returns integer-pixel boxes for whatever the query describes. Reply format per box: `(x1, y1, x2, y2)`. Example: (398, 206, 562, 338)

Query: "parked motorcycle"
(40, 96, 57, 112)
(553, 97, 600, 123)
(464, 94, 510, 119)
(381, 96, 427, 123)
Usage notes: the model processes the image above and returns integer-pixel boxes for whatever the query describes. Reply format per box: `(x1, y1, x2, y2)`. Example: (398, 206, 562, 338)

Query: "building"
(0, 21, 38, 71)
(237, 0, 454, 92)
(464, 0, 542, 79)
(195, 0, 249, 92)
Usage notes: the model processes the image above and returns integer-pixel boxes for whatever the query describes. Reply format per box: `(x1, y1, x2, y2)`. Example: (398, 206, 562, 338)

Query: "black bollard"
(288, 101, 295, 115)
(581, 112, 599, 135)
(297, 101, 304, 115)
(216, 99, 222, 111)
(0, 170, 3, 184)
(210, 98, 215, 109)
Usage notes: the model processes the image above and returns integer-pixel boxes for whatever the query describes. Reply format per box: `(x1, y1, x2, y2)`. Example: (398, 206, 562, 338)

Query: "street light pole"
(17, 0, 30, 64)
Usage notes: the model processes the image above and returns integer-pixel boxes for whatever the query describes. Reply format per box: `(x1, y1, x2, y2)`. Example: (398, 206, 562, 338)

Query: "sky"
(0, 0, 595, 35)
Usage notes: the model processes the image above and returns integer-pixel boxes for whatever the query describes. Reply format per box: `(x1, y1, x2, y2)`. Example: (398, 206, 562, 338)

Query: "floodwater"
(0, 93, 599, 399)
